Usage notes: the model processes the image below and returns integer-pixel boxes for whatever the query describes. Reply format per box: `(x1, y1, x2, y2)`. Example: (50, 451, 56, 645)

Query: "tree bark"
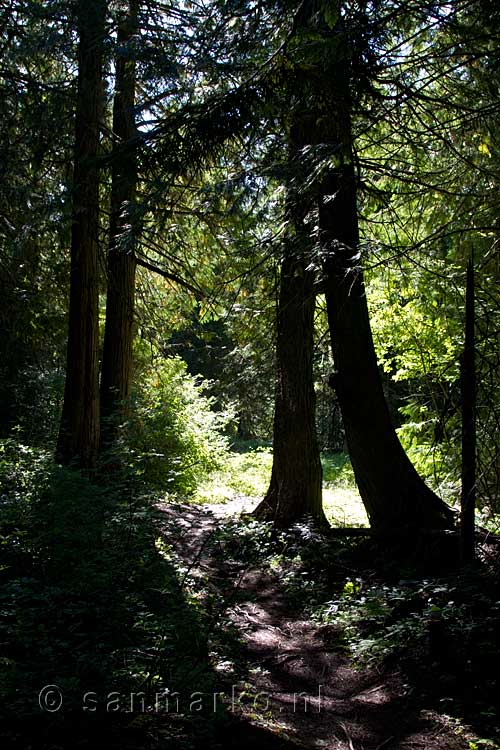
(254, 245, 325, 527)
(316, 34, 455, 531)
(254, 146, 325, 528)
(460, 256, 476, 563)
(56, 0, 106, 469)
(100, 0, 139, 452)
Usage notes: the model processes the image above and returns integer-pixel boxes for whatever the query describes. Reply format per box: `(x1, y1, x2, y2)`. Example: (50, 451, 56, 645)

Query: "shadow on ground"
(157, 500, 494, 750)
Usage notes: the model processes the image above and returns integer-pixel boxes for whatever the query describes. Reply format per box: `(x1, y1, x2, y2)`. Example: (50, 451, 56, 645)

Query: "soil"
(156, 499, 482, 750)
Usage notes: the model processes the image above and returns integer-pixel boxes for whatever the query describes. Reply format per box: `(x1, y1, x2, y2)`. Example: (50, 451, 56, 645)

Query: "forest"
(1, 0, 500, 747)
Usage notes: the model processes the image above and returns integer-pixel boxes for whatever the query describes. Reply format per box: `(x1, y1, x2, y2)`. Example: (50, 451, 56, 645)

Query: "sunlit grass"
(195, 445, 368, 527)
(321, 453, 368, 527)
(194, 446, 273, 504)
(323, 487, 368, 527)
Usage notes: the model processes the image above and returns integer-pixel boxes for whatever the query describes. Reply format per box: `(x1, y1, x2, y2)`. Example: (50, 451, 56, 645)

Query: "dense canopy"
(1, 0, 500, 748)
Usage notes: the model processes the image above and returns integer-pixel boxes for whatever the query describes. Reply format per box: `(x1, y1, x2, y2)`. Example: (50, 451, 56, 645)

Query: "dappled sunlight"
(195, 447, 368, 527)
(194, 447, 274, 505)
(323, 487, 368, 528)
(2, 0, 500, 747)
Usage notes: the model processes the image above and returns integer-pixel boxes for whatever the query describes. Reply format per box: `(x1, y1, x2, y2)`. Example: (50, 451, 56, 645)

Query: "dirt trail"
(157, 500, 471, 750)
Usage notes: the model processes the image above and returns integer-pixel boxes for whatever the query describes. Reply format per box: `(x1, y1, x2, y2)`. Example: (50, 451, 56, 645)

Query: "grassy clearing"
(194, 445, 273, 505)
(195, 444, 368, 527)
(322, 453, 368, 527)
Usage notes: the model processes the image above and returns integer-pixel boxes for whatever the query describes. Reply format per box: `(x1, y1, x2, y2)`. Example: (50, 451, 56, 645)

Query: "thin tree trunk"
(460, 256, 476, 563)
(56, 0, 106, 469)
(100, 0, 139, 452)
(254, 145, 325, 528)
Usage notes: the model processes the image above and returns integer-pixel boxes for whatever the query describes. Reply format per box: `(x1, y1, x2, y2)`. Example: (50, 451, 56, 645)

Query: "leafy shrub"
(128, 355, 231, 494)
(0, 440, 218, 748)
(396, 401, 460, 504)
(13, 367, 65, 445)
(314, 575, 500, 686)
(315, 580, 432, 666)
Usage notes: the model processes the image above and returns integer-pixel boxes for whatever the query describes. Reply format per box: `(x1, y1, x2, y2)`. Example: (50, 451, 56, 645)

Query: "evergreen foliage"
(1, 0, 500, 746)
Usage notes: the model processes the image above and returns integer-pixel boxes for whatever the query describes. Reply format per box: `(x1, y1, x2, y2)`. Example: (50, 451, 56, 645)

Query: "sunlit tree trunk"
(100, 0, 139, 452)
(56, 0, 106, 468)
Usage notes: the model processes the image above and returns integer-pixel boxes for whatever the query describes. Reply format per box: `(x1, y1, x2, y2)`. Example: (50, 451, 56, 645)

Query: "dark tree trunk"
(56, 0, 106, 469)
(254, 144, 325, 528)
(254, 245, 324, 527)
(100, 0, 139, 452)
(460, 257, 476, 563)
(316, 46, 454, 531)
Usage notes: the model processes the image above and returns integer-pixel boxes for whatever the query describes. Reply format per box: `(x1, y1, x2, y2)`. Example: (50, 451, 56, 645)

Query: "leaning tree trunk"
(316, 46, 454, 531)
(254, 143, 325, 528)
(56, 0, 106, 469)
(100, 0, 139, 452)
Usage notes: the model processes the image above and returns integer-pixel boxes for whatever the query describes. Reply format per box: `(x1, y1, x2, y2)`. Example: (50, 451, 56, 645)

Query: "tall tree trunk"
(100, 0, 139, 452)
(460, 257, 476, 562)
(316, 38, 455, 531)
(56, 0, 106, 469)
(254, 146, 325, 528)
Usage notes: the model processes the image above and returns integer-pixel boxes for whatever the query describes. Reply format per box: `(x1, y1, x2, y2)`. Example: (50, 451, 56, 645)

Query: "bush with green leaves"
(314, 574, 500, 701)
(128, 354, 231, 495)
(0, 439, 219, 748)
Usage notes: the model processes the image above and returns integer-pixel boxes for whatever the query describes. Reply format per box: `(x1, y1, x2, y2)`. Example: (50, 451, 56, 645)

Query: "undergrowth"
(189, 510, 500, 747)
(195, 445, 367, 526)
(0, 439, 221, 749)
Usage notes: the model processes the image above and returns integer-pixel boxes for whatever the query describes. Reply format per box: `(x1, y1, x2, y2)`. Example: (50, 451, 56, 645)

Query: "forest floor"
(1, 443, 499, 749)
(156, 496, 498, 750)
(195, 448, 370, 527)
